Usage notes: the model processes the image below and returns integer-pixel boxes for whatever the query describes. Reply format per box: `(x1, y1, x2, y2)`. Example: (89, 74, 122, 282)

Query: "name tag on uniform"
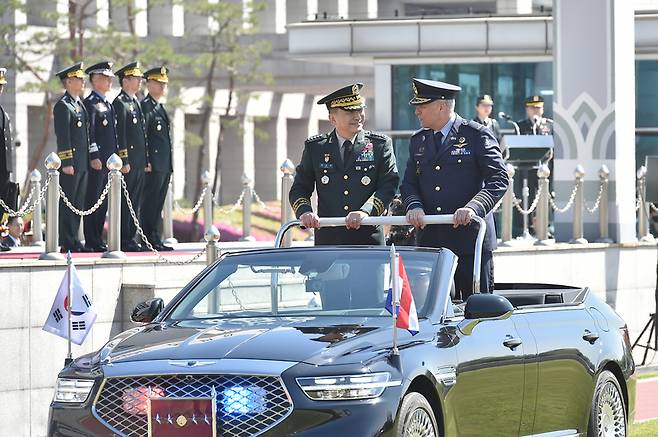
(319, 163, 334, 169)
(450, 147, 471, 156)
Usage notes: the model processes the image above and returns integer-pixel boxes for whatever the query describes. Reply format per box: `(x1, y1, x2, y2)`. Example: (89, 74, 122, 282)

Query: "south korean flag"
(43, 263, 97, 345)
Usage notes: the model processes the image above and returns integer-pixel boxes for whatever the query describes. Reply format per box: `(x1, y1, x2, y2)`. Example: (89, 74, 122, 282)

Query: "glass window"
(636, 61, 658, 163)
(168, 249, 439, 320)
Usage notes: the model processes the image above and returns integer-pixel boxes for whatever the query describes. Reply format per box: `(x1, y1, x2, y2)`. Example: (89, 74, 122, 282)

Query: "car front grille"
(94, 374, 293, 437)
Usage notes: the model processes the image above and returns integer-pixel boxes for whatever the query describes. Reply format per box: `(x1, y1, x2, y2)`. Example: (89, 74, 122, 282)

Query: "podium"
(500, 135, 554, 166)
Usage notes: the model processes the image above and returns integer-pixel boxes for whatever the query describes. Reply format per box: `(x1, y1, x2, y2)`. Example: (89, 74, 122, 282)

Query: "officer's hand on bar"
(345, 211, 368, 229)
(300, 212, 320, 229)
(62, 166, 75, 176)
(453, 207, 476, 228)
(406, 208, 426, 229)
(90, 159, 102, 171)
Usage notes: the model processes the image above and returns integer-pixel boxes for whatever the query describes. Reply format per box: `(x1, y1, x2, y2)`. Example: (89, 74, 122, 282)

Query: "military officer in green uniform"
(289, 83, 399, 245)
(473, 94, 501, 142)
(517, 95, 553, 135)
(140, 67, 173, 251)
(113, 61, 148, 251)
(0, 67, 16, 224)
(54, 63, 92, 252)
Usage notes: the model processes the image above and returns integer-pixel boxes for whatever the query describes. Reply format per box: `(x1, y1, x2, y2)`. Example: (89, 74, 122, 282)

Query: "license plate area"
(148, 397, 216, 437)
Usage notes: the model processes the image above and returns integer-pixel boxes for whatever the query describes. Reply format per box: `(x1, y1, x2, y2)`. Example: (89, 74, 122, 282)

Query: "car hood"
(101, 317, 418, 366)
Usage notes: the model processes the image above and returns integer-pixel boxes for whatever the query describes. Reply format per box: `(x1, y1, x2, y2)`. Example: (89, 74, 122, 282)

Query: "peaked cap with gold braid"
(317, 83, 366, 111)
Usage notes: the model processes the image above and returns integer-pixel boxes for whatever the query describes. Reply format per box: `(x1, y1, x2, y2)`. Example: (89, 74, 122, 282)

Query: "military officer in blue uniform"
(54, 63, 93, 252)
(0, 68, 16, 223)
(113, 61, 148, 252)
(401, 79, 509, 299)
(140, 67, 174, 251)
(289, 83, 399, 245)
(83, 61, 118, 252)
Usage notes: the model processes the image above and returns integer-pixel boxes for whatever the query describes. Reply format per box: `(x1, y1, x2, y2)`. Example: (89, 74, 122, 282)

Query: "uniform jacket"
(517, 117, 552, 135)
(289, 129, 399, 245)
(53, 92, 90, 169)
(141, 94, 172, 173)
(473, 116, 501, 142)
(400, 114, 508, 255)
(0, 103, 14, 174)
(113, 90, 148, 169)
(84, 90, 118, 164)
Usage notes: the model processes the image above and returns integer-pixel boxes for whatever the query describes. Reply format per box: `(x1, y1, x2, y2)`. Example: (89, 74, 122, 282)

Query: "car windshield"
(168, 248, 440, 320)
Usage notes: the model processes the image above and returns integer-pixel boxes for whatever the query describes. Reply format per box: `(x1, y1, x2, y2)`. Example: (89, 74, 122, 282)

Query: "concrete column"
(172, 107, 186, 200)
(552, 0, 636, 242)
(109, 0, 130, 32)
(496, 0, 532, 14)
(134, 0, 148, 36)
(286, 0, 308, 23)
(254, 118, 279, 200)
(220, 116, 246, 203)
(148, 0, 174, 35)
(316, 0, 339, 19)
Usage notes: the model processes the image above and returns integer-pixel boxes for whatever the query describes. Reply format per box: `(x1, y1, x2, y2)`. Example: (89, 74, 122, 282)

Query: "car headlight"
(296, 372, 400, 401)
(54, 378, 95, 403)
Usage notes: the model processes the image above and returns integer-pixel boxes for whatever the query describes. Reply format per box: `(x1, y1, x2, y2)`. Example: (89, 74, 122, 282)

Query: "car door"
(519, 307, 599, 435)
(449, 317, 526, 436)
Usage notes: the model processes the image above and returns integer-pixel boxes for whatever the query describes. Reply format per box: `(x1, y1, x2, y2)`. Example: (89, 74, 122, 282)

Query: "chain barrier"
(549, 183, 579, 213)
(214, 191, 245, 214)
(251, 190, 273, 211)
(651, 203, 658, 213)
(59, 177, 112, 216)
(585, 181, 605, 213)
(121, 176, 207, 265)
(511, 189, 541, 216)
(0, 173, 52, 217)
(173, 185, 208, 215)
(636, 196, 642, 212)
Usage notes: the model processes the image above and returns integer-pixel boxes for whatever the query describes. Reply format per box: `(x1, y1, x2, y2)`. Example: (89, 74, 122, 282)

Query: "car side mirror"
(131, 298, 164, 323)
(458, 294, 514, 335)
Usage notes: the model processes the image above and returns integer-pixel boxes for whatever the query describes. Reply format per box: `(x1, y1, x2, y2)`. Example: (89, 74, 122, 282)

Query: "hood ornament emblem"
(169, 360, 216, 368)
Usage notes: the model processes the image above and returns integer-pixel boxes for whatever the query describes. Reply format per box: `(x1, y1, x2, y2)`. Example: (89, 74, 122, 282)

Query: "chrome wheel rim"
(404, 407, 436, 437)
(597, 381, 626, 437)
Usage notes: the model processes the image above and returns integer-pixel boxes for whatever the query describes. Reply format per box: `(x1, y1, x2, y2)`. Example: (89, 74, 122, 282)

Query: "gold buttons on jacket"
(435, 186, 441, 191)
(344, 190, 349, 195)
(343, 205, 349, 211)
(436, 207, 442, 212)
(435, 165, 441, 171)
(458, 159, 462, 163)
(343, 175, 348, 180)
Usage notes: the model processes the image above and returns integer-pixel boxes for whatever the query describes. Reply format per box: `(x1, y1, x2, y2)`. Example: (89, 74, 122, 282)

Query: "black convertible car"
(49, 217, 635, 437)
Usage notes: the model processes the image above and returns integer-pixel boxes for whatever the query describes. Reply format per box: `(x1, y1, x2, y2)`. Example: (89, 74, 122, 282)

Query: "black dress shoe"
(85, 244, 107, 252)
(1, 243, 11, 252)
(154, 243, 174, 251)
(122, 241, 142, 252)
(74, 243, 93, 253)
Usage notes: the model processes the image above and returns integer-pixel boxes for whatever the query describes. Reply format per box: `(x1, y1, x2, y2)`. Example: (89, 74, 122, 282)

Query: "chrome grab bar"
(274, 215, 486, 293)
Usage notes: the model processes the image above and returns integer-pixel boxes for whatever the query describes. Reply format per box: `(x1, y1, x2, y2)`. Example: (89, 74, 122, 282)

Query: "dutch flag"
(385, 249, 420, 336)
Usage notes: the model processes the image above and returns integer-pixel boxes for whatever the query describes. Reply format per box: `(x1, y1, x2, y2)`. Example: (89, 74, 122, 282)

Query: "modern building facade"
(1, 0, 657, 241)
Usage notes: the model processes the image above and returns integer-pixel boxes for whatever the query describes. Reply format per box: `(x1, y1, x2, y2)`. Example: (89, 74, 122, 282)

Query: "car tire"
(587, 370, 627, 437)
(396, 392, 439, 437)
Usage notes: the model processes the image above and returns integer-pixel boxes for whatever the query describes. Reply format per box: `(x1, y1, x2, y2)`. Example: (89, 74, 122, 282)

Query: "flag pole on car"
(390, 244, 399, 356)
(65, 252, 73, 366)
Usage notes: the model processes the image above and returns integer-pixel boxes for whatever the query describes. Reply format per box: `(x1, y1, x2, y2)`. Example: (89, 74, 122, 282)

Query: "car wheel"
(587, 370, 627, 437)
(396, 392, 439, 437)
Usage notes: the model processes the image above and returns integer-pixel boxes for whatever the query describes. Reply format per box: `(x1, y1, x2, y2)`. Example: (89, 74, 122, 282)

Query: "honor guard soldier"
(0, 68, 16, 221)
(54, 63, 92, 252)
(113, 61, 148, 252)
(473, 94, 501, 142)
(140, 67, 173, 251)
(401, 79, 509, 300)
(83, 61, 118, 252)
(289, 83, 399, 245)
(517, 95, 553, 135)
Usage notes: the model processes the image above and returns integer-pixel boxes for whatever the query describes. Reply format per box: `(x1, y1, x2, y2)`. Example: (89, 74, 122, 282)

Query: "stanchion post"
(521, 177, 532, 240)
(202, 170, 213, 236)
(205, 225, 221, 313)
(637, 166, 655, 242)
(280, 159, 295, 248)
(240, 173, 255, 242)
(162, 179, 178, 245)
(535, 163, 553, 245)
(596, 165, 612, 243)
(30, 169, 44, 246)
(40, 153, 64, 260)
(500, 163, 515, 245)
(570, 165, 588, 244)
(102, 154, 126, 259)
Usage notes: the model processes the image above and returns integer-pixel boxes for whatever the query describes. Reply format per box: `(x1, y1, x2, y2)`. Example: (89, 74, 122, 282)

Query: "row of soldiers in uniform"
(472, 93, 553, 141)
(53, 61, 173, 252)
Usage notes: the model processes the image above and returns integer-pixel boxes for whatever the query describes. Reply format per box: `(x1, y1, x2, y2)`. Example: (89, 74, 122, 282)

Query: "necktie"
(343, 140, 353, 163)
(433, 131, 444, 153)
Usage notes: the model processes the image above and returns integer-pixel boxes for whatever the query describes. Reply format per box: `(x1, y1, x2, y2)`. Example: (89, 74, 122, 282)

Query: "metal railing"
(275, 215, 486, 294)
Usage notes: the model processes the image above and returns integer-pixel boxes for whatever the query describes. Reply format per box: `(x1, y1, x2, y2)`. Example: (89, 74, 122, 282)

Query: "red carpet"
(0, 249, 200, 260)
